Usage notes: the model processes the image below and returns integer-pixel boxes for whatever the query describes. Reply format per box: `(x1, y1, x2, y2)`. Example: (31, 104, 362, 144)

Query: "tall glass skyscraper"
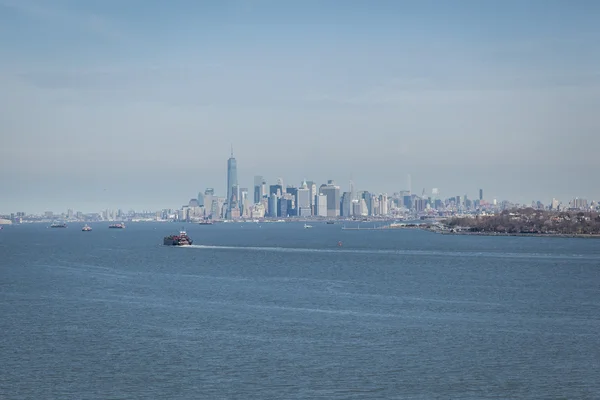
(253, 175, 263, 204)
(227, 147, 238, 208)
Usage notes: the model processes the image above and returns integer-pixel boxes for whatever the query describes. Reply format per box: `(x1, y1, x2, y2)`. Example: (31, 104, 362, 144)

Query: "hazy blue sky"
(1, 0, 599, 213)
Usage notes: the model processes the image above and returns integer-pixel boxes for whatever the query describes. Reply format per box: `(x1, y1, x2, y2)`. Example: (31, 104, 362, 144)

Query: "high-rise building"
(360, 191, 372, 215)
(315, 194, 328, 217)
(269, 184, 282, 197)
(352, 200, 362, 216)
(286, 186, 298, 216)
(286, 186, 298, 197)
(571, 198, 588, 209)
(260, 197, 269, 215)
(215, 197, 226, 219)
(297, 180, 311, 216)
(320, 180, 341, 217)
(240, 188, 248, 215)
(414, 198, 428, 212)
(371, 196, 380, 215)
(180, 206, 189, 222)
(261, 180, 268, 198)
(341, 192, 353, 217)
(227, 147, 238, 209)
(203, 189, 214, 219)
(253, 176, 263, 204)
(286, 197, 296, 217)
(306, 181, 317, 214)
(479, 189, 483, 201)
(379, 194, 388, 215)
(358, 198, 368, 216)
(268, 194, 278, 217)
(278, 196, 289, 217)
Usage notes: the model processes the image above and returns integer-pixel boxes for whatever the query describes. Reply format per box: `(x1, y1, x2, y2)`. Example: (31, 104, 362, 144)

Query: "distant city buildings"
(297, 180, 311, 217)
(571, 198, 588, 209)
(253, 175, 263, 204)
(320, 180, 341, 217)
(2, 148, 598, 222)
(315, 194, 327, 217)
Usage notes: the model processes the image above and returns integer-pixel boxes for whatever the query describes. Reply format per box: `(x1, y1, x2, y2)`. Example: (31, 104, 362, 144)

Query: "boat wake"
(182, 245, 599, 260)
(186, 245, 344, 254)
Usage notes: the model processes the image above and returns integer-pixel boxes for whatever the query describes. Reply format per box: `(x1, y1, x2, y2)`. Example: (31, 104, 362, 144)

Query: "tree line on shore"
(444, 209, 600, 235)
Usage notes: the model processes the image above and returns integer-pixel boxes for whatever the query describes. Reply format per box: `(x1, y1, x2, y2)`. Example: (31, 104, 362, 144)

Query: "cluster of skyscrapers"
(1, 149, 596, 225)
(163, 149, 599, 223)
(182, 149, 396, 221)
(1, 148, 596, 224)
(183, 149, 483, 221)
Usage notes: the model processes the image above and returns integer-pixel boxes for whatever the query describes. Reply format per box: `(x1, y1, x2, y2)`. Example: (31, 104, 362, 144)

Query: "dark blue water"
(1, 222, 600, 399)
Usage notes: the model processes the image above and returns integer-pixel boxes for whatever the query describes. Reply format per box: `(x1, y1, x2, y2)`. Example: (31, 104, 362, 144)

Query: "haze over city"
(1, 0, 599, 213)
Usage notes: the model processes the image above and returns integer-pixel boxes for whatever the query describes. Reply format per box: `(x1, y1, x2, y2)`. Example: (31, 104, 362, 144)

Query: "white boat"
(304, 224, 313, 229)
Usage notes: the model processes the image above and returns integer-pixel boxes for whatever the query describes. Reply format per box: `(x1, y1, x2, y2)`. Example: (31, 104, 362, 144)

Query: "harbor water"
(1, 222, 599, 399)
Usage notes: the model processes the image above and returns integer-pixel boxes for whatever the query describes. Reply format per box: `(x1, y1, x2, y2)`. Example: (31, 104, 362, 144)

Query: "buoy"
(337, 241, 343, 247)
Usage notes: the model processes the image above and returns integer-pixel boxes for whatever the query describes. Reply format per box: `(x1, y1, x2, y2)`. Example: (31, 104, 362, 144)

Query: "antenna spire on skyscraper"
(230, 143, 234, 157)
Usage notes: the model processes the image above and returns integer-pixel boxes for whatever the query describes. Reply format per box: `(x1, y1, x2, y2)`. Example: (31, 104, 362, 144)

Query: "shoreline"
(427, 229, 600, 239)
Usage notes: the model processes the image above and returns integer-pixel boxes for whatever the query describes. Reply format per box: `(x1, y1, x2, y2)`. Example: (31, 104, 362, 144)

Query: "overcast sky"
(1, 0, 599, 213)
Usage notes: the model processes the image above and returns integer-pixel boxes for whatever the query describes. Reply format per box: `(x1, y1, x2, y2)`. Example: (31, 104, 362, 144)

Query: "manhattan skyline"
(1, 1, 599, 212)
(0, 146, 594, 215)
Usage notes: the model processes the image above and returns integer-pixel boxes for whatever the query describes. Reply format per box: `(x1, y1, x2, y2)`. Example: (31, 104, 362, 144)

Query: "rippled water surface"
(1, 222, 599, 399)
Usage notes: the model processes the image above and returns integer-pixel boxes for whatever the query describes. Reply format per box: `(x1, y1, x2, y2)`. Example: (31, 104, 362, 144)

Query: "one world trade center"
(226, 146, 238, 212)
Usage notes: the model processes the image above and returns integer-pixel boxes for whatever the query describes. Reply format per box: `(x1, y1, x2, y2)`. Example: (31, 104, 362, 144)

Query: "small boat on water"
(304, 224, 313, 229)
(164, 229, 193, 246)
(50, 222, 67, 228)
(82, 224, 92, 231)
(326, 221, 335, 224)
(109, 223, 125, 229)
(198, 220, 213, 225)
